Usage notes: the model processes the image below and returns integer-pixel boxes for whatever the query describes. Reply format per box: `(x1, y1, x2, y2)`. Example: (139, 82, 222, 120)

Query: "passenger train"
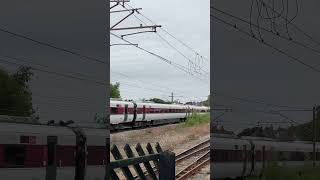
(0, 100, 209, 180)
(110, 100, 210, 130)
(211, 134, 320, 179)
(0, 118, 107, 180)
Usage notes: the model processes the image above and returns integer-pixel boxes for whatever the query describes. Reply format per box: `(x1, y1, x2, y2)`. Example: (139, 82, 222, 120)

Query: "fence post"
(159, 151, 175, 180)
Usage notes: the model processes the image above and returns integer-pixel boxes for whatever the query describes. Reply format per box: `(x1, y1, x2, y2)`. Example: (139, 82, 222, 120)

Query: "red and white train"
(110, 100, 210, 130)
(0, 117, 107, 180)
(211, 134, 320, 179)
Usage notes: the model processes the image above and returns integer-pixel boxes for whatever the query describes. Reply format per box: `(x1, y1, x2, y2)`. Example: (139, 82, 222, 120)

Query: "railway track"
(175, 139, 210, 180)
(133, 139, 210, 180)
(175, 151, 210, 180)
(175, 139, 209, 163)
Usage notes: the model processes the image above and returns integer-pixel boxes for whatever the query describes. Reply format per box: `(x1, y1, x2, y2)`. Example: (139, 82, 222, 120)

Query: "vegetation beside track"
(183, 113, 210, 127)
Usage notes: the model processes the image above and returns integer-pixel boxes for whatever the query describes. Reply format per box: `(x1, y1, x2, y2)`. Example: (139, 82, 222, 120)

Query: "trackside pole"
(313, 106, 316, 167)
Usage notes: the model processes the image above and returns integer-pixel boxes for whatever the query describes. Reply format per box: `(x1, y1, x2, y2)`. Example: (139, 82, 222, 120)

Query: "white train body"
(0, 122, 107, 180)
(110, 100, 209, 129)
(211, 134, 320, 179)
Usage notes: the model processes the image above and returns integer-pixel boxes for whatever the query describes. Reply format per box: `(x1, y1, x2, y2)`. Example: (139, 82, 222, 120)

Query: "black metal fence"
(110, 142, 175, 180)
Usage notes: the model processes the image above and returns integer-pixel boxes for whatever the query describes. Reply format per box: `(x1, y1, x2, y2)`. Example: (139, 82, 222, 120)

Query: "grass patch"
(184, 113, 210, 127)
(246, 164, 320, 180)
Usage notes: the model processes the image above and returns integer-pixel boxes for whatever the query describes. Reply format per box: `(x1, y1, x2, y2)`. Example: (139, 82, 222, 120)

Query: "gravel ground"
(188, 164, 210, 180)
(110, 122, 210, 179)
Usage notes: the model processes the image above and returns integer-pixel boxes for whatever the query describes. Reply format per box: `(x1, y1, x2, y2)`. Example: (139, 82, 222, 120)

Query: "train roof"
(110, 100, 188, 108)
(137, 102, 187, 109)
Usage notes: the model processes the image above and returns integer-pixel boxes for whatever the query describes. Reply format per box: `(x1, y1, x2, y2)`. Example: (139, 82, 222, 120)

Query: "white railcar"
(0, 122, 107, 180)
(211, 135, 320, 179)
(110, 100, 210, 129)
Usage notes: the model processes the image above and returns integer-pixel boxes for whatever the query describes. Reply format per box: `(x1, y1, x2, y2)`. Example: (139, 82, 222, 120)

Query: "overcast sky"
(212, 0, 320, 133)
(0, 0, 107, 125)
(110, 0, 210, 103)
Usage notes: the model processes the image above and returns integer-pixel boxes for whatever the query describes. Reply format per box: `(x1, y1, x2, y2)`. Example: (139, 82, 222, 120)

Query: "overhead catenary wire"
(210, 14, 320, 73)
(260, 0, 320, 48)
(0, 57, 107, 86)
(110, 32, 209, 83)
(0, 53, 204, 102)
(124, 2, 210, 62)
(1, 57, 193, 98)
(212, 101, 314, 135)
(111, 71, 188, 95)
(119, 4, 209, 75)
(0, 26, 107, 65)
(212, 91, 309, 110)
(211, 7, 320, 58)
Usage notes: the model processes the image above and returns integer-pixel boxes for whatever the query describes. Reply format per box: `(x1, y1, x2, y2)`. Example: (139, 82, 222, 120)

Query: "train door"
(46, 136, 57, 180)
(124, 104, 128, 121)
(132, 102, 137, 125)
(142, 105, 146, 120)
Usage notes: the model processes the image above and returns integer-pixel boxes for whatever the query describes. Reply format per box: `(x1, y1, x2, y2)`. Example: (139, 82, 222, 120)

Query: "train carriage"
(0, 122, 107, 180)
(211, 134, 251, 179)
(211, 134, 320, 179)
(110, 100, 210, 130)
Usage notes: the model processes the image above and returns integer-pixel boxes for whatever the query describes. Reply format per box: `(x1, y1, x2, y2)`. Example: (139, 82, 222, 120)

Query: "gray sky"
(110, 0, 210, 103)
(0, 0, 107, 125)
(212, 0, 320, 133)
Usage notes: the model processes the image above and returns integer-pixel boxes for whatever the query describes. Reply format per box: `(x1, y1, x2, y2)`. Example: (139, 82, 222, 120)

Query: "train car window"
(128, 107, 134, 114)
(56, 146, 75, 166)
(242, 145, 247, 161)
(137, 108, 143, 114)
(111, 107, 118, 114)
(87, 146, 105, 165)
(4, 145, 25, 167)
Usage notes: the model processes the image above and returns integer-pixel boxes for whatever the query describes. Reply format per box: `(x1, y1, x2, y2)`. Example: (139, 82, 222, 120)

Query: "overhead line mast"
(110, 0, 161, 40)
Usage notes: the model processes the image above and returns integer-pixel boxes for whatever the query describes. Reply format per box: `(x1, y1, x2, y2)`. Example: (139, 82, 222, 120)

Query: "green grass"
(184, 113, 210, 127)
(246, 164, 320, 180)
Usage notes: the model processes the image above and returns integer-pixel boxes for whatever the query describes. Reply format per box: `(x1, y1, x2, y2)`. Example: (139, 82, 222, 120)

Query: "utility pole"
(313, 105, 320, 167)
(313, 106, 316, 167)
(169, 92, 182, 103)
